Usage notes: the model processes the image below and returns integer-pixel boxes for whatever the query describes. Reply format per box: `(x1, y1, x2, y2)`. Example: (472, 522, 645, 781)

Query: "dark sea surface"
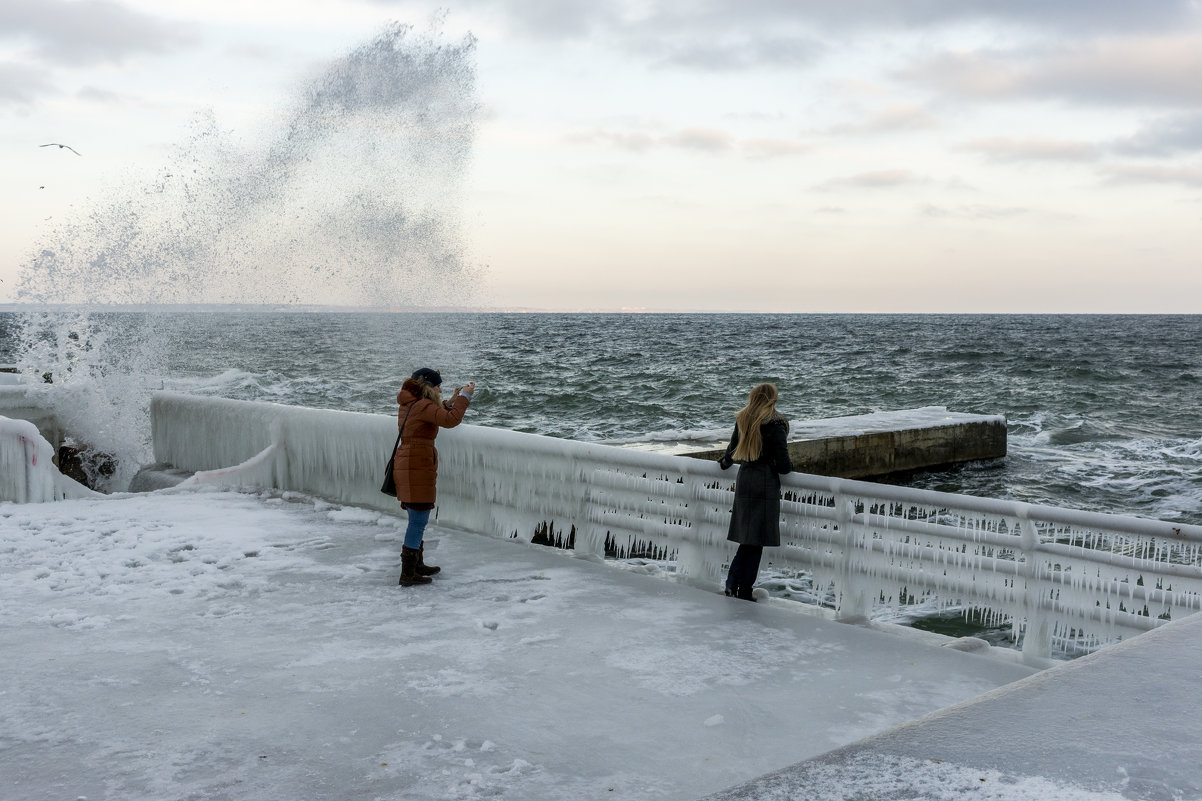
(2, 312, 1201, 526)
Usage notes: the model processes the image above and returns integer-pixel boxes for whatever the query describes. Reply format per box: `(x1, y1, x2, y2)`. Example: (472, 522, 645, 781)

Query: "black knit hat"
(411, 367, 442, 387)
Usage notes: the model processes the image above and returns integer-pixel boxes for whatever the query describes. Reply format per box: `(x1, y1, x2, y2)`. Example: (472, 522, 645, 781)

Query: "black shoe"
(399, 546, 432, 586)
(415, 542, 440, 576)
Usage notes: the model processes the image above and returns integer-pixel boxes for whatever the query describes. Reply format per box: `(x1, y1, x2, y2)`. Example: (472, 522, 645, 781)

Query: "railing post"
(21, 434, 33, 503)
(835, 491, 870, 623)
(692, 467, 724, 586)
(571, 455, 605, 561)
(673, 468, 719, 587)
(268, 418, 288, 489)
(1018, 516, 1052, 664)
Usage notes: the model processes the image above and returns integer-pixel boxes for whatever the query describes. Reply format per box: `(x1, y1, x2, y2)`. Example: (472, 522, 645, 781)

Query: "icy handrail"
(0, 415, 100, 503)
(150, 392, 1202, 663)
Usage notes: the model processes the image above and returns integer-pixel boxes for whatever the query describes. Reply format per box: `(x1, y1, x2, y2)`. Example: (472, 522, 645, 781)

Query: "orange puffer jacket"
(392, 378, 471, 506)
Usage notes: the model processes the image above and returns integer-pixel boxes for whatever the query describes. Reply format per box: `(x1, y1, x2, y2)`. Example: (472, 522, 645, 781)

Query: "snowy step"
(685, 406, 1007, 479)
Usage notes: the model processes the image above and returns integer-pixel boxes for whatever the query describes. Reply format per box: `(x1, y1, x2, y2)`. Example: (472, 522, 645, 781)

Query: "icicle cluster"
(149, 393, 1202, 659)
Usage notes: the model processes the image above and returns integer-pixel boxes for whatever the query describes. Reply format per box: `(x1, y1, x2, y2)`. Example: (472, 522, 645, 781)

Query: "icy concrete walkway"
(1, 490, 1035, 801)
(705, 600, 1202, 801)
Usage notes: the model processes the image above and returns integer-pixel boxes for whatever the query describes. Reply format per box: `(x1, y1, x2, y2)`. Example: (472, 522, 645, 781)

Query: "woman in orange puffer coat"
(394, 367, 475, 586)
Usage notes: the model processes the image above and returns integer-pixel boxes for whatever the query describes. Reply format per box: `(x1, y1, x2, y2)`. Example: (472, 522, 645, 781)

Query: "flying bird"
(40, 143, 81, 156)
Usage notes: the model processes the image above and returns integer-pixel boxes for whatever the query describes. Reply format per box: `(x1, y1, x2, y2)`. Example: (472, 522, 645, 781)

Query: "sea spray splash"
(17, 22, 481, 308)
(14, 311, 166, 491)
(12, 22, 482, 489)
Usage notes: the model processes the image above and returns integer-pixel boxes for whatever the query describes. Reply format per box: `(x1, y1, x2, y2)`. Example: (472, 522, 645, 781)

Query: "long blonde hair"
(416, 381, 441, 403)
(732, 383, 780, 462)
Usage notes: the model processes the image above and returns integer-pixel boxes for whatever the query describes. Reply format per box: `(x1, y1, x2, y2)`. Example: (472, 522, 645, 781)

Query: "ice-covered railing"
(1, 415, 99, 503)
(151, 393, 1202, 663)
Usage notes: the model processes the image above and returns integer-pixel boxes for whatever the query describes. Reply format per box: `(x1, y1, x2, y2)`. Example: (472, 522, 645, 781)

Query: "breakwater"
(685, 407, 1006, 479)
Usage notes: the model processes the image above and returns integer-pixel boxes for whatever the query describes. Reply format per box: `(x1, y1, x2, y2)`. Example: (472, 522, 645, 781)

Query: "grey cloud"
(0, 0, 196, 67)
(943, 176, 980, 192)
(959, 137, 1100, 163)
(663, 127, 733, 152)
(368, 0, 1199, 81)
(712, 0, 1196, 34)
(742, 138, 810, 159)
(828, 103, 940, 135)
(901, 34, 1202, 107)
(722, 110, 788, 123)
(226, 43, 284, 62)
(432, 0, 621, 39)
(455, 0, 1197, 42)
(818, 169, 923, 189)
(496, 2, 620, 38)
(564, 129, 657, 152)
(1102, 163, 1202, 188)
(921, 203, 1030, 220)
(1114, 113, 1202, 156)
(643, 34, 825, 72)
(896, 50, 1021, 98)
(566, 127, 807, 158)
(0, 61, 57, 105)
(76, 85, 124, 104)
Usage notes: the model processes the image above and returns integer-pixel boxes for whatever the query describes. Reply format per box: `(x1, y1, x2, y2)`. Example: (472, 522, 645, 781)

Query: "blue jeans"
(404, 508, 431, 550)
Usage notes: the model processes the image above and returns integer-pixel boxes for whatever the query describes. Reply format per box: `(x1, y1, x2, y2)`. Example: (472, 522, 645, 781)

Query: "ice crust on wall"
(150, 393, 1202, 662)
(0, 416, 99, 503)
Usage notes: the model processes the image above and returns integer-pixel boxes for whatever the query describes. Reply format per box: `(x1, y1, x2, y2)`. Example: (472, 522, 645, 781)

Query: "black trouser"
(725, 544, 763, 600)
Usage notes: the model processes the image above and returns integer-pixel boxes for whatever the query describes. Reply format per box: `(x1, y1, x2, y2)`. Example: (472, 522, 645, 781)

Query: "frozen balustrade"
(0, 415, 99, 503)
(150, 392, 1202, 664)
(0, 370, 65, 456)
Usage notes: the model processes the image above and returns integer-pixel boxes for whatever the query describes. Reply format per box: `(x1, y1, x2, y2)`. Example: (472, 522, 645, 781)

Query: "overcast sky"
(2, 0, 1201, 312)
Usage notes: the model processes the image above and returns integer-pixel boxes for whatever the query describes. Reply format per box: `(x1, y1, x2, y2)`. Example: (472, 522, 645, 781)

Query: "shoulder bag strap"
(391, 401, 416, 458)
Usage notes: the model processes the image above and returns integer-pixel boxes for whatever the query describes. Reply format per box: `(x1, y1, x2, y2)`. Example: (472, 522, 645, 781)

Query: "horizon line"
(0, 303, 1198, 316)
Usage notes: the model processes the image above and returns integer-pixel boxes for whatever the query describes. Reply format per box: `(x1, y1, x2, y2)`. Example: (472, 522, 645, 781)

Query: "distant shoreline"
(0, 305, 1197, 316)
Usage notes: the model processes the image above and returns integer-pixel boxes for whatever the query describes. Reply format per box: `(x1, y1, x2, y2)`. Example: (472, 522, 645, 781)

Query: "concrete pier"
(685, 406, 1006, 479)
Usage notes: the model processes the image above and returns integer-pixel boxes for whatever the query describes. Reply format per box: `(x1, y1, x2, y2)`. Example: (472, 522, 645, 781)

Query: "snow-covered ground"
(1, 489, 1037, 800)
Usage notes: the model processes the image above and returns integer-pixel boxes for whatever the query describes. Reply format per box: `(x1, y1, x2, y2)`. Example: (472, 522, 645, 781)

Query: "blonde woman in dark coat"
(719, 383, 793, 601)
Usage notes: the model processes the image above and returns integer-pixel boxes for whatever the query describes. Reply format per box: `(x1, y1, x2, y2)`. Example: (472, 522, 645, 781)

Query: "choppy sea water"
(3, 312, 1200, 527)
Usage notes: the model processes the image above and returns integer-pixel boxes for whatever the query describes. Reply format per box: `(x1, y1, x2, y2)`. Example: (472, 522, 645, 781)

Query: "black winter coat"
(719, 418, 793, 547)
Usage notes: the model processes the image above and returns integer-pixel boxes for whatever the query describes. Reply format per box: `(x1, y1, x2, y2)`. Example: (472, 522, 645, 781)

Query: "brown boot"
(399, 546, 432, 586)
(416, 542, 440, 576)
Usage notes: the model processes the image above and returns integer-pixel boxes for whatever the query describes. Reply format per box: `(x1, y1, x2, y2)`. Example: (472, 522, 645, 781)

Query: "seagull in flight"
(40, 143, 81, 156)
